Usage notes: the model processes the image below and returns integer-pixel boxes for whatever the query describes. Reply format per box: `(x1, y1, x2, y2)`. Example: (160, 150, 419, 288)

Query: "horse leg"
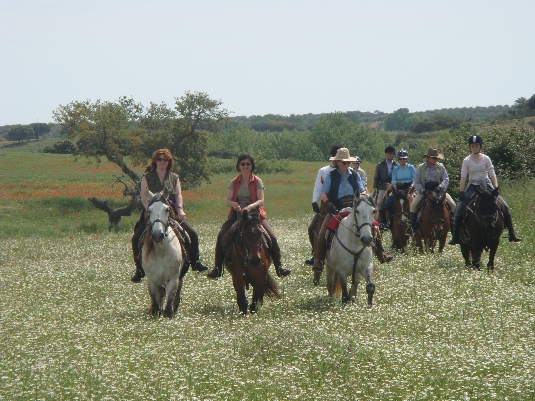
(471, 246, 481, 270)
(147, 281, 160, 316)
(231, 274, 248, 315)
(460, 243, 471, 267)
(349, 274, 361, 303)
(162, 278, 180, 319)
(172, 278, 183, 313)
(487, 245, 497, 272)
(362, 262, 375, 306)
(325, 263, 336, 297)
(250, 272, 267, 314)
(338, 273, 350, 304)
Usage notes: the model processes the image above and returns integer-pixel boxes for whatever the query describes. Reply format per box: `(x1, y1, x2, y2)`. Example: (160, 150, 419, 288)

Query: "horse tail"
(333, 273, 342, 296)
(265, 273, 281, 299)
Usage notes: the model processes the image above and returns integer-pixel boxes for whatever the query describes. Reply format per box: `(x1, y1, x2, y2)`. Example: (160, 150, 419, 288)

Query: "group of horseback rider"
(131, 137, 521, 283)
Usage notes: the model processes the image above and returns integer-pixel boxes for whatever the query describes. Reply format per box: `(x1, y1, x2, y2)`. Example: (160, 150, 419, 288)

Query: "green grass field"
(1, 146, 534, 400)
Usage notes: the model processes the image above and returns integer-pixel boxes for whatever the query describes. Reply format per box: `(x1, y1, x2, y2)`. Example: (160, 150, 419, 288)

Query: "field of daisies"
(2, 211, 534, 400)
(1, 147, 534, 400)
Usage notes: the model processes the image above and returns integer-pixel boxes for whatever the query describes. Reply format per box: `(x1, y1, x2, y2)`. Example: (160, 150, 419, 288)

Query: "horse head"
(425, 190, 448, 234)
(353, 190, 375, 246)
(474, 187, 501, 229)
(147, 190, 170, 244)
(392, 186, 411, 226)
(239, 209, 265, 267)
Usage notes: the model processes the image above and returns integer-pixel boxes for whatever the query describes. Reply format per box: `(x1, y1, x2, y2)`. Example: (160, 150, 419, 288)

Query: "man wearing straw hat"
(312, 148, 366, 273)
(305, 144, 342, 265)
(408, 148, 456, 234)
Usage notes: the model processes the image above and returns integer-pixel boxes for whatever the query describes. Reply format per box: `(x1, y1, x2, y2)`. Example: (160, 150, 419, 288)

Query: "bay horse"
(390, 186, 413, 252)
(414, 190, 450, 254)
(459, 186, 504, 271)
(223, 210, 280, 314)
(142, 191, 186, 318)
(325, 190, 376, 305)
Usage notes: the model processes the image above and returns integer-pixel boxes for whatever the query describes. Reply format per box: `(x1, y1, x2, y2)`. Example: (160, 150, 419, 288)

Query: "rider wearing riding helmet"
(409, 148, 456, 235)
(448, 135, 521, 244)
(383, 149, 416, 229)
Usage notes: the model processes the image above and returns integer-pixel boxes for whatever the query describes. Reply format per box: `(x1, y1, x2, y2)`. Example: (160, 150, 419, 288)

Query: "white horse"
(325, 190, 376, 305)
(142, 191, 185, 318)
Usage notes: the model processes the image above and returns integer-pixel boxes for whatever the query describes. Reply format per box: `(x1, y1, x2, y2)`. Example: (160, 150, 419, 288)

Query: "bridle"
(237, 216, 268, 267)
(148, 196, 171, 237)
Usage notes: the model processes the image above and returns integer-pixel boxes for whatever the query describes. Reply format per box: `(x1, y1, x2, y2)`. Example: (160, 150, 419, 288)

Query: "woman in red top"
(207, 153, 291, 279)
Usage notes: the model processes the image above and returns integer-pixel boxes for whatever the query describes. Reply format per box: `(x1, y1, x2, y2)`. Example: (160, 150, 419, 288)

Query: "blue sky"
(1, 0, 534, 125)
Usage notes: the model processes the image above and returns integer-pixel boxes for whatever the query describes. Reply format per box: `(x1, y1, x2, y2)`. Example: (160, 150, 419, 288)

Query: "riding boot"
(207, 242, 225, 279)
(374, 236, 394, 264)
(131, 254, 145, 283)
(271, 242, 291, 277)
(504, 212, 522, 242)
(192, 260, 209, 272)
(448, 214, 462, 245)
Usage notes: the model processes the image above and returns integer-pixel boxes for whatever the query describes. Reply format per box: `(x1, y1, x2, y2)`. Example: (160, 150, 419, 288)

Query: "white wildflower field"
(1, 213, 534, 400)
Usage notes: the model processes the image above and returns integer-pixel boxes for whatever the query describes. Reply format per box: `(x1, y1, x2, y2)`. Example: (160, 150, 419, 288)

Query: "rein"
(237, 218, 267, 268)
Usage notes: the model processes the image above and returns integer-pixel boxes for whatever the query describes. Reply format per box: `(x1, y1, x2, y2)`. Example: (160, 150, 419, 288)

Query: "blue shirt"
(322, 167, 365, 199)
(391, 164, 416, 184)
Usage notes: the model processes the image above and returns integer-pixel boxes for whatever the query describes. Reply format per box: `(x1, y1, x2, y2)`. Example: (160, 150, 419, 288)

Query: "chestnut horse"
(390, 186, 413, 252)
(414, 191, 450, 254)
(459, 187, 504, 271)
(224, 210, 280, 314)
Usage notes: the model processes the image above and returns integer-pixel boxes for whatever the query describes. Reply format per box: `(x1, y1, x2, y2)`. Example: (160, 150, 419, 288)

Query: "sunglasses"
(398, 158, 407, 161)
(157, 157, 169, 162)
(240, 162, 252, 166)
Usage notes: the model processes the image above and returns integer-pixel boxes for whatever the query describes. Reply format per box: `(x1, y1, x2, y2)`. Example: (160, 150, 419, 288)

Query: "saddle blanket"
(326, 209, 352, 231)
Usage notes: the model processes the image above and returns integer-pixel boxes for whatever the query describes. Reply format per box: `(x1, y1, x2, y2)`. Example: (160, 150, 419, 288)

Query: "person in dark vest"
(206, 153, 291, 279)
(312, 148, 366, 273)
(449, 135, 521, 244)
(131, 149, 208, 283)
(373, 146, 398, 230)
(408, 148, 456, 235)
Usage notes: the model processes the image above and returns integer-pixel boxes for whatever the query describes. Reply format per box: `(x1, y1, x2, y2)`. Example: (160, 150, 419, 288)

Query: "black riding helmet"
(396, 149, 408, 159)
(468, 135, 483, 145)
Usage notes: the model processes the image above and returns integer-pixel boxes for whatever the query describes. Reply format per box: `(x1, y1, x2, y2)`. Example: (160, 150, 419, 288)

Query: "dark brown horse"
(414, 191, 450, 254)
(223, 210, 280, 314)
(390, 186, 413, 252)
(460, 187, 504, 271)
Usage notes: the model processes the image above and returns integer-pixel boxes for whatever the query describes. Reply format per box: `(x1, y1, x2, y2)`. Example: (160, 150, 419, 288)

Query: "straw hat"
(423, 148, 444, 159)
(329, 147, 357, 162)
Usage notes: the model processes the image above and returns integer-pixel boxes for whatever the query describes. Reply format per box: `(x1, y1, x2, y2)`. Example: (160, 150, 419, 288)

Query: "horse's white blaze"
(325, 196, 375, 303)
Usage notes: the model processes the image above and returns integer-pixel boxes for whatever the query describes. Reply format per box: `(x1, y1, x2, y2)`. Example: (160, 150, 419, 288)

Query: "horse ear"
(147, 190, 155, 202)
(354, 188, 361, 198)
(493, 186, 499, 196)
